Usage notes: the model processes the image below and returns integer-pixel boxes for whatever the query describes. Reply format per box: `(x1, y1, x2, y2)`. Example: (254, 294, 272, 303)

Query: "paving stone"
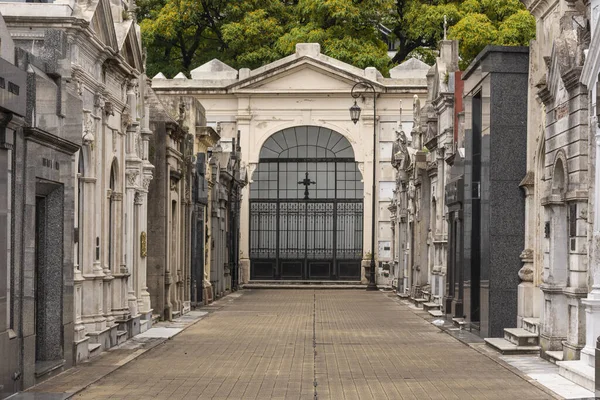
(58, 290, 554, 399)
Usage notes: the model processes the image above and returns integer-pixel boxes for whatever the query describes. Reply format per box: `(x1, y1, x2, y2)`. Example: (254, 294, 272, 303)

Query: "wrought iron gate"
(250, 126, 363, 280)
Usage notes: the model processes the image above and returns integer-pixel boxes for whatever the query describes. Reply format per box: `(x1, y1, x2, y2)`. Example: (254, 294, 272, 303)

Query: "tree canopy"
(137, 0, 535, 78)
(138, 0, 394, 78)
(393, 0, 535, 68)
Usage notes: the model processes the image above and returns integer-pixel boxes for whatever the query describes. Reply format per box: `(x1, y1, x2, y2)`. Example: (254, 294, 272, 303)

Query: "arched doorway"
(250, 126, 363, 280)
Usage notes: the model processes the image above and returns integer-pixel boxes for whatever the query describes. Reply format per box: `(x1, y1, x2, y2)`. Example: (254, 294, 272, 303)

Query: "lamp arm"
(350, 81, 376, 99)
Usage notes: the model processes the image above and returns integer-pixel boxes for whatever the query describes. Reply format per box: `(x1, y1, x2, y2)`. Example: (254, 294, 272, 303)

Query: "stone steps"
(88, 343, 102, 359)
(412, 298, 427, 308)
(422, 302, 440, 311)
(452, 317, 467, 328)
(504, 328, 539, 347)
(484, 337, 540, 355)
(428, 309, 444, 317)
(116, 330, 128, 345)
(545, 350, 564, 364)
(557, 360, 595, 392)
(397, 292, 409, 299)
(242, 280, 363, 289)
(522, 317, 540, 335)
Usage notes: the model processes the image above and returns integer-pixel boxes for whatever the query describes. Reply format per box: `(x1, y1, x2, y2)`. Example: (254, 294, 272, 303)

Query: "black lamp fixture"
(349, 81, 378, 292)
(350, 101, 362, 124)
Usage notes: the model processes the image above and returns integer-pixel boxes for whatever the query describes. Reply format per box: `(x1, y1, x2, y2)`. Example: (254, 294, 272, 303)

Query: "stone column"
(517, 174, 535, 327)
(111, 192, 128, 319)
(103, 189, 114, 326)
(125, 170, 139, 317)
(581, 120, 600, 367)
(135, 190, 152, 315)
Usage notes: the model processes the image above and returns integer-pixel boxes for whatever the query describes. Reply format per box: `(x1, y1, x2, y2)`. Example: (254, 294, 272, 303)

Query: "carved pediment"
(117, 21, 144, 72)
(235, 63, 360, 92)
(88, 0, 119, 51)
(231, 58, 382, 93)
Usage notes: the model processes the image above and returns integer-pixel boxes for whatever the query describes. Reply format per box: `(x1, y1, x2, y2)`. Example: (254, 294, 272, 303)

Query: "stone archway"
(249, 126, 364, 280)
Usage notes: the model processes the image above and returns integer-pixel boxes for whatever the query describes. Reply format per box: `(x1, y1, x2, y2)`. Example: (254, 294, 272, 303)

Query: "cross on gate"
(298, 172, 316, 200)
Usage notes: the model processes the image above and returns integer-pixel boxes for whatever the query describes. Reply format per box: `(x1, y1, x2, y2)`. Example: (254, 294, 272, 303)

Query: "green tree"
(138, 0, 395, 77)
(391, 0, 535, 68)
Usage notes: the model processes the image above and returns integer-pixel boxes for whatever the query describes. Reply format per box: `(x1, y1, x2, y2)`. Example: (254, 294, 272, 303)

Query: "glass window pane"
(298, 146, 307, 157)
(317, 129, 331, 148)
(284, 128, 297, 147)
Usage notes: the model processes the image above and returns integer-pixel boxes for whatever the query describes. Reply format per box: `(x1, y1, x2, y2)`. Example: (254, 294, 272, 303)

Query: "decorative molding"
(126, 170, 139, 186)
(24, 127, 80, 155)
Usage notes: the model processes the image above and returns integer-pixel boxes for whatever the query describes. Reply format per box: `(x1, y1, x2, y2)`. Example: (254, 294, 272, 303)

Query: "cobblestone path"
(74, 290, 551, 400)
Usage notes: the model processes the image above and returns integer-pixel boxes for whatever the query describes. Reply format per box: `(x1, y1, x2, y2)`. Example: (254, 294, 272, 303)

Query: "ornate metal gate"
(250, 127, 363, 280)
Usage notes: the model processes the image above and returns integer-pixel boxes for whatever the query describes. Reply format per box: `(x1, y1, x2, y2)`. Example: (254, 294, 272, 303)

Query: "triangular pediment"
(89, 0, 118, 51)
(233, 59, 380, 93)
(117, 21, 143, 72)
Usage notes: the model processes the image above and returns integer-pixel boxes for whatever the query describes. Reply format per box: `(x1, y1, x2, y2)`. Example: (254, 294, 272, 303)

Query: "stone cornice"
(24, 127, 80, 155)
(6, 19, 142, 77)
(562, 67, 584, 92)
(522, 0, 559, 18)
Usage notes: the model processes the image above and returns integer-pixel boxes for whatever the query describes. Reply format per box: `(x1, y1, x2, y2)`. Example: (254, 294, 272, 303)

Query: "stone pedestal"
(239, 259, 250, 284)
(517, 282, 534, 327)
(361, 260, 371, 284)
(580, 295, 600, 367)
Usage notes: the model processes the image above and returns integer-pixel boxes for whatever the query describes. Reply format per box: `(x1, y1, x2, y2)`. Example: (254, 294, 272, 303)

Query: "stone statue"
(392, 128, 409, 170)
(413, 95, 421, 130)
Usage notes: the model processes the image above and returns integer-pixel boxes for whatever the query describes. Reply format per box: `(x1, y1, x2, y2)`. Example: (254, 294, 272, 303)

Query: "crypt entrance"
(250, 126, 364, 280)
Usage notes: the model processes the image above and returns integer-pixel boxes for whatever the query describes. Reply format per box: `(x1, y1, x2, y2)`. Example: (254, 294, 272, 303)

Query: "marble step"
(522, 317, 540, 335)
(243, 281, 363, 289)
(557, 360, 595, 392)
(116, 330, 128, 345)
(397, 292, 409, 299)
(452, 317, 467, 328)
(428, 309, 444, 317)
(545, 350, 564, 364)
(412, 298, 427, 308)
(484, 337, 540, 355)
(504, 328, 539, 347)
(422, 302, 441, 311)
(88, 343, 102, 359)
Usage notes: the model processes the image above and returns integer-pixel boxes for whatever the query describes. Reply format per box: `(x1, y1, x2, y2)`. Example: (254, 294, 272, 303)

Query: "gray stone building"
(461, 46, 529, 338)
(146, 93, 222, 318)
(0, 13, 81, 398)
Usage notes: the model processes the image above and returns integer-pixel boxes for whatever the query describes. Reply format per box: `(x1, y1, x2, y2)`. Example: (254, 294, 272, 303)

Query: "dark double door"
(250, 200, 363, 280)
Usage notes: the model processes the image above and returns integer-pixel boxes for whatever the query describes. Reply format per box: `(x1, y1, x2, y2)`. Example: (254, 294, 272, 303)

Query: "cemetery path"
(70, 290, 551, 399)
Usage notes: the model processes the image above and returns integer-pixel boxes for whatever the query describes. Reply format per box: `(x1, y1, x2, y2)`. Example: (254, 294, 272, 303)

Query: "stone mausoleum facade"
(152, 43, 428, 285)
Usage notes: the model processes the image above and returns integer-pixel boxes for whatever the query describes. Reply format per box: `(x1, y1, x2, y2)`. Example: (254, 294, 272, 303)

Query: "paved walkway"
(69, 290, 553, 400)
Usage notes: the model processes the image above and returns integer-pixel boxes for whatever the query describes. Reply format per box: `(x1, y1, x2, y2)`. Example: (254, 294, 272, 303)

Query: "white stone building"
(152, 43, 427, 285)
(0, 0, 154, 364)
